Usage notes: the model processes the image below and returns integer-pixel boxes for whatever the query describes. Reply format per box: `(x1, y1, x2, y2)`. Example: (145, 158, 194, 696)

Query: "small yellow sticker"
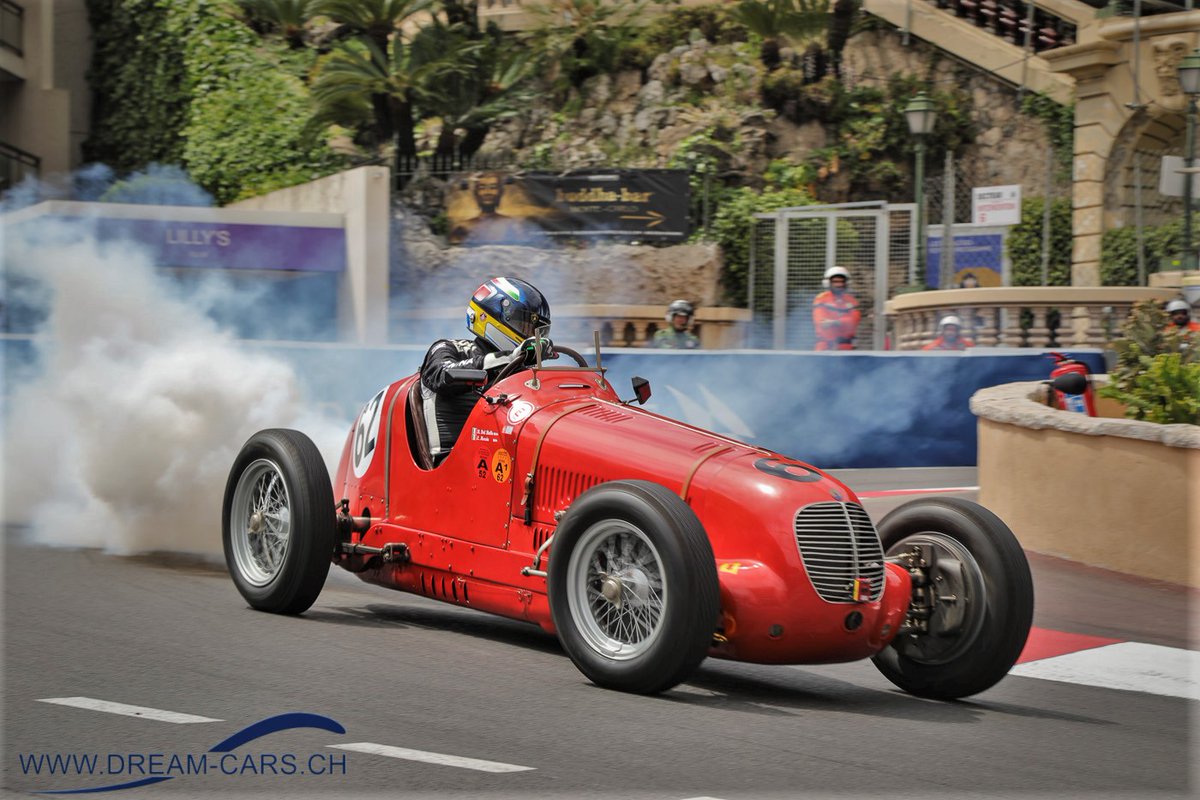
(718, 562, 743, 574)
(491, 449, 512, 483)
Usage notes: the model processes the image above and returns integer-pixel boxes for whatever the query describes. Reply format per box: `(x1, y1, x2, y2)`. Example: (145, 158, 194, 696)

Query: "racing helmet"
(1166, 299, 1191, 315)
(938, 314, 963, 333)
(665, 299, 694, 322)
(467, 277, 551, 351)
(822, 266, 851, 289)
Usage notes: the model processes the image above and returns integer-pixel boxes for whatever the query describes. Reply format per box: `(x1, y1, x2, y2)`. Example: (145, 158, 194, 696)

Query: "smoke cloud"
(2, 205, 347, 556)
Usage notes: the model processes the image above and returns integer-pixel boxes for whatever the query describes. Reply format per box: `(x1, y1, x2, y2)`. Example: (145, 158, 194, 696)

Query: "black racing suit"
(419, 338, 515, 464)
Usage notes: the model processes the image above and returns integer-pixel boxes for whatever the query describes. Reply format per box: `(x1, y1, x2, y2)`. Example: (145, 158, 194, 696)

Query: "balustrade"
(886, 287, 1179, 350)
(930, 0, 1074, 52)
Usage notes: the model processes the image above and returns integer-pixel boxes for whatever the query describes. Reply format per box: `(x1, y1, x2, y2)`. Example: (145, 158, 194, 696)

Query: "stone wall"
(971, 380, 1200, 588)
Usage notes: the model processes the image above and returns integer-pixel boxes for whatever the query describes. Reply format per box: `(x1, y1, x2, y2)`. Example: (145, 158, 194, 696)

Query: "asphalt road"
(4, 468, 1196, 799)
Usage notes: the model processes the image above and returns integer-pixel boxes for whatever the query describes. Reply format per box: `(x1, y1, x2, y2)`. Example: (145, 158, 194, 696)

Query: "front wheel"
(548, 481, 719, 694)
(222, 429, 335, 615)
(871, 498, 1033, 700)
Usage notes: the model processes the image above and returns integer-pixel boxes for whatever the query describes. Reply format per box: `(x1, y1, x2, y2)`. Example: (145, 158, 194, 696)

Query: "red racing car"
(223, 341, 1033, 697)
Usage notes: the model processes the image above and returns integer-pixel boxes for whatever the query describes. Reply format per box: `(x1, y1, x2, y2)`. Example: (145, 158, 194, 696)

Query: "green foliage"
(84, 0, 343, 203)
(83, 0, 191, 170)
(1099, 301, 1200, 424)
(702, 169, 815, 304)
(527, 0, 654, 89)
(615, 4, 749, 70)
(1101, 218, 1200, 286)
(1007, 196, 1072, 286)
(790, 76, 974, 199)
(1101, 354, 1200, 425)
(1019, 92, 1073, 174)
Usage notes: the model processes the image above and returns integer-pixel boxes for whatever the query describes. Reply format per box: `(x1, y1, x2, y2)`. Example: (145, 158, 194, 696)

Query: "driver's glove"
(482, 350, 520, 371)
(522, 337, 555, 361)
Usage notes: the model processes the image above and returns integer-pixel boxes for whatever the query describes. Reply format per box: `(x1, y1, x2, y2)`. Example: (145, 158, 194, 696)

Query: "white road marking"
(36, 697, 222, 723)
(328, 742, 535, 773)
(1010, 642, 1200, 701)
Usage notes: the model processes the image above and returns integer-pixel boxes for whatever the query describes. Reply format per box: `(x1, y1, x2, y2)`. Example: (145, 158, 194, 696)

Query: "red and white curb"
(1015, 628, 1198, 701)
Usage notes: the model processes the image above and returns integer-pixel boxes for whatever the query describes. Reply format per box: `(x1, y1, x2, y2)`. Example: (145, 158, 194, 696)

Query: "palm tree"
(411, 19, 535, 160)
(235, 0, 324, 48)
(311, 32, 473, 159)
(730, 0, 832, 71)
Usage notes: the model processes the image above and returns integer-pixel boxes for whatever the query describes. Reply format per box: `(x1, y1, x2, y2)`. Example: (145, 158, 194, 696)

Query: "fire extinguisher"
(1047, 352, 1096, 416)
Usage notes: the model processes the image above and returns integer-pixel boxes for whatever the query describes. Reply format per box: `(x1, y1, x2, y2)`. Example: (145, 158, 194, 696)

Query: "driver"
(421, 277, 552, 464)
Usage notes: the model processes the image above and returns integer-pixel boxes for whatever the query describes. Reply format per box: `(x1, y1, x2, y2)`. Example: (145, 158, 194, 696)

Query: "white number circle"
(352, 388, 387, 478)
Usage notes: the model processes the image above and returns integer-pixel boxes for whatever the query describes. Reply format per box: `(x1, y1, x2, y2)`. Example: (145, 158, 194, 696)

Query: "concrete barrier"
(971, 381, 1200, 588)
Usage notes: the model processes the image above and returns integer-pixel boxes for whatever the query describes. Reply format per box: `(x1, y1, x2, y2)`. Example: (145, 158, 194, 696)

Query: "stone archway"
(1043, 17, 1198, 285)
(1105, 110, 1186, 231)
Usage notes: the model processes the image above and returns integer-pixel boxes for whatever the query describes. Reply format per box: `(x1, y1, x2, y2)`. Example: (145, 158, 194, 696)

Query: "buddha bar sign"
(446, 169, 689, 245)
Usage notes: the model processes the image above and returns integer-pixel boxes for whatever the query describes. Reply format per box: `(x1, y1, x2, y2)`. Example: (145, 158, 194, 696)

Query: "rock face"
(397, 25, 1062, 305)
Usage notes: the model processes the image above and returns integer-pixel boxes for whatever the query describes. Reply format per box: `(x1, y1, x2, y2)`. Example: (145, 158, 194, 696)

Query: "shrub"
(1007, 196, 1072, 287)
(1099, 300, 1200, 424)
(1101, 218, 1200, 286)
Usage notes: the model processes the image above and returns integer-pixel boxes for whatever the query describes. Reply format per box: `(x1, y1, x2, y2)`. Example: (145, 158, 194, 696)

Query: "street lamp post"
(905, 92, 937, 287)
(1178, 48, 1200, 272)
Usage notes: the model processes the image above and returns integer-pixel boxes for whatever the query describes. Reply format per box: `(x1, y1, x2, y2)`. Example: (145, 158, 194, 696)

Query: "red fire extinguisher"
(1047, 352, 1096, 416)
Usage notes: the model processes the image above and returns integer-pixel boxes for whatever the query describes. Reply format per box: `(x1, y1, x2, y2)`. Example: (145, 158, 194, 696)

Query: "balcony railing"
(0, 141, 40, 193)
(1, 0, 23, 57)
(926, 0, 1077, 51)
(886, 286, 1179, 350)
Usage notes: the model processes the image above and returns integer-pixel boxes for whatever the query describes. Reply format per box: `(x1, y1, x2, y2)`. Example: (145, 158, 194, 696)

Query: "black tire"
(222, 429, 335, 615)
(548, 480, 719, 694)
(870, 497, 1034, 700)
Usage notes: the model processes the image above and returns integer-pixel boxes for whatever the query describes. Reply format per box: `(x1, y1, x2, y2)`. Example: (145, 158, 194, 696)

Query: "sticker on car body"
(507, 400, 535, 424)
(352, 388, 387, 478)
(492, 449, 512, 483)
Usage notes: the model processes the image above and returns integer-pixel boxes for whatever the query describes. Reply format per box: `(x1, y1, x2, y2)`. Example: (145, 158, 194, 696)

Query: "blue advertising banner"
(927, 232, 1004, 288)
(237, 346, 1107, 469)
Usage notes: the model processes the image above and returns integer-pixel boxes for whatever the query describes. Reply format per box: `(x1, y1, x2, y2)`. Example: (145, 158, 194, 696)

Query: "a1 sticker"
(352, 388, 387, 478)
(507, 400, 535, 424)
(491, 449, 512, 483)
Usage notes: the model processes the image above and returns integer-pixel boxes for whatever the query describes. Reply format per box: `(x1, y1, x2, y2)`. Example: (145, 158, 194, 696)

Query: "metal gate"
(748, 202, 916, 351)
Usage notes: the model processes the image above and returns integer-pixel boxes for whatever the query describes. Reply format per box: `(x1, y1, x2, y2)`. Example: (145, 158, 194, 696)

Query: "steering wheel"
(489, 340, 590, 385)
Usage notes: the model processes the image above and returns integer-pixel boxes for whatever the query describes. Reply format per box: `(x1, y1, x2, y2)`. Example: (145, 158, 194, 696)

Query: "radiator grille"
(793, 502, 885, 603)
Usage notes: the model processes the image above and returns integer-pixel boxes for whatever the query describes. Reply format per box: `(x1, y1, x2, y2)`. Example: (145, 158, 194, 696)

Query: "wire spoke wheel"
(568, 521, 667, 659)
(222, 429, 335, 615)
(548, 480, 719, 694)
(230, 459, 292, 587)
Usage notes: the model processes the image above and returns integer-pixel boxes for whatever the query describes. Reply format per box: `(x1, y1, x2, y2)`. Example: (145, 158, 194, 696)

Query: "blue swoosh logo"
(38, 713, 345, 794)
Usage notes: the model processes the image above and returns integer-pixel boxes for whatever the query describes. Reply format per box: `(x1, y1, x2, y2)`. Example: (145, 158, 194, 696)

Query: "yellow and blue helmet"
(467, 277, 551, 350)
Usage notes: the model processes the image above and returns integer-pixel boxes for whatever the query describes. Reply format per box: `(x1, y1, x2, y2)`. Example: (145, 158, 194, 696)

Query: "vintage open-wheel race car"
(222, 338, 1033, 698)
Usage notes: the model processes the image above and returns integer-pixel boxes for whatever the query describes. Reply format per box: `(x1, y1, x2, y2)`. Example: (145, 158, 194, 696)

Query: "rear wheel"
(223, 429, 335, 615)
(871, 498, 1033, 700)
(548, 481, 719, 694)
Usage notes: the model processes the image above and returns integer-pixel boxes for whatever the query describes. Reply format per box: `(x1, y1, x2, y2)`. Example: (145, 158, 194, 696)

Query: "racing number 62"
(352, 389, 386, 478)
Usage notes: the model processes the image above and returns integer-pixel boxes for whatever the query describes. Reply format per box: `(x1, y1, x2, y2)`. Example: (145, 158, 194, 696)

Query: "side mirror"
(447, 368, 487, 386)
(1050, 372, 1088, 395)
(631, 376, 652, 405)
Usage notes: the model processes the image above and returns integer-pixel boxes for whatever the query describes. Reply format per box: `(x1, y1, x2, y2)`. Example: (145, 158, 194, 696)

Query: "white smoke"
(2, 215, 348, 555)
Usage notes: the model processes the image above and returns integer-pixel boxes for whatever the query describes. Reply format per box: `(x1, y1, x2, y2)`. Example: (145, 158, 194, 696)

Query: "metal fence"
(748, 202, 917, 351)
(0, 141, 40, 195)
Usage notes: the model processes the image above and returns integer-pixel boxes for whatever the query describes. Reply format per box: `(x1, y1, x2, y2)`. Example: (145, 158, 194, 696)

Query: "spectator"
(812, 266, 861, 350)
(1164, 299, 1200, 335)
(652, 299, 700, 349)
(923, 314, 974, 351)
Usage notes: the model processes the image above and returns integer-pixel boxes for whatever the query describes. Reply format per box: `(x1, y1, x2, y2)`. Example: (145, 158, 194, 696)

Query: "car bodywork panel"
(332, 366, 909, 665)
